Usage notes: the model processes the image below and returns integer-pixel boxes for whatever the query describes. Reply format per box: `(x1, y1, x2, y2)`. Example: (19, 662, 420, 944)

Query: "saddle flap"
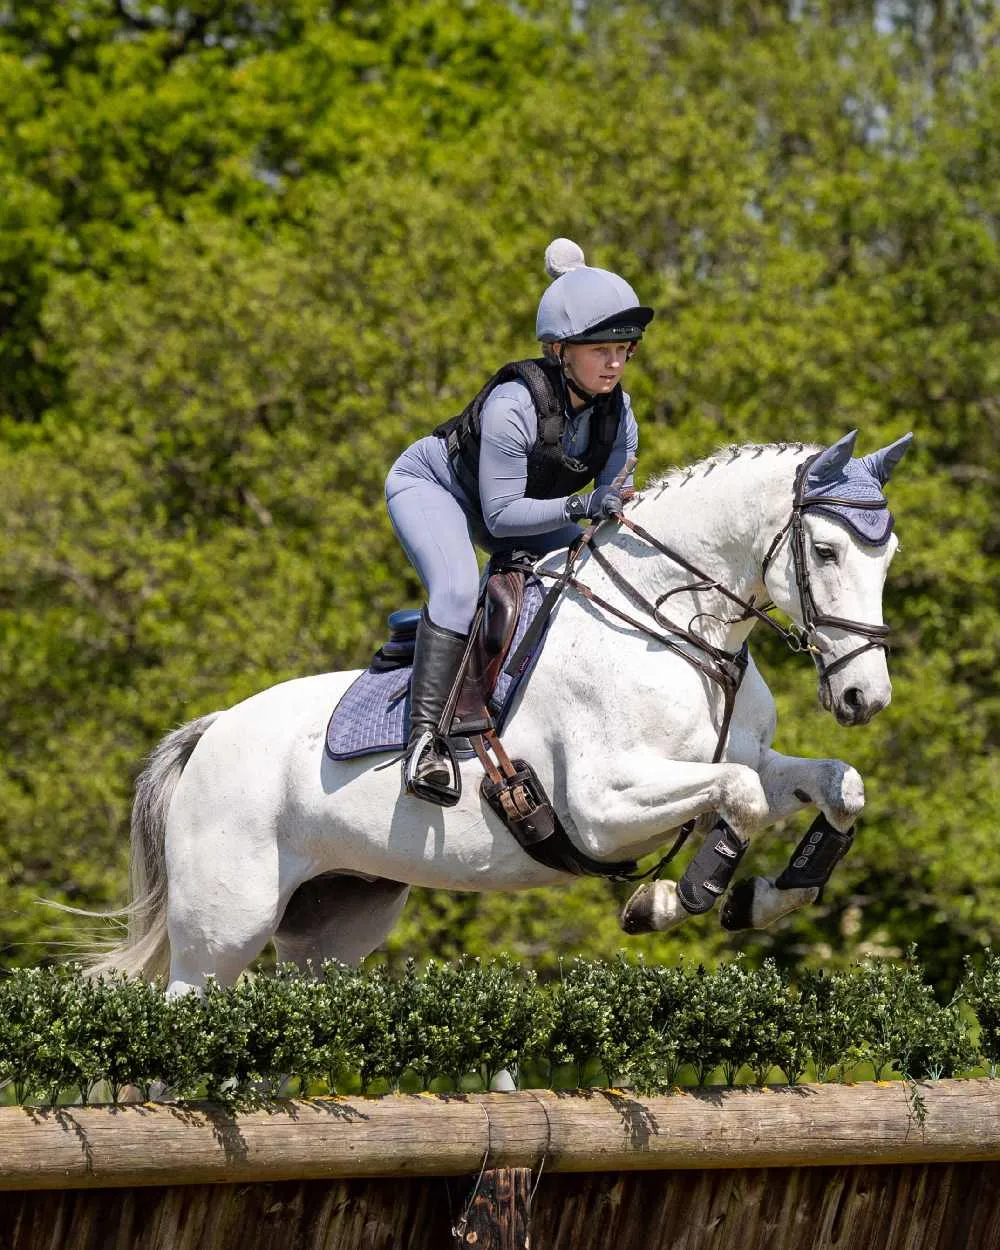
(451, 568, 527, 735)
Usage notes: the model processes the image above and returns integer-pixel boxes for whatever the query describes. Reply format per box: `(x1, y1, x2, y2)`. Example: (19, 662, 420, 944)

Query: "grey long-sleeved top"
(388, 379, 638, 550)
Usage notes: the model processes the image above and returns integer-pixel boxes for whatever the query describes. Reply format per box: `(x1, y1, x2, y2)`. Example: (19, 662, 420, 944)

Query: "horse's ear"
(860, 431, 914, 485)
(806, 430, 858, 489)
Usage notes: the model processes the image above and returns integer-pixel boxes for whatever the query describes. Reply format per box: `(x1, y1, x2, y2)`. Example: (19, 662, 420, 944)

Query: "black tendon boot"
(402, 608, 469, 806)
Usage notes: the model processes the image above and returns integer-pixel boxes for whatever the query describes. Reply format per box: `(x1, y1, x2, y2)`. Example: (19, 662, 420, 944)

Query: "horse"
(89, 429, 910, 996)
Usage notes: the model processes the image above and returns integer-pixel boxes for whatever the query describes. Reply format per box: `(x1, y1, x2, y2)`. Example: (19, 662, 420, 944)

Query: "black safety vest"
(433, 358, 623, 511)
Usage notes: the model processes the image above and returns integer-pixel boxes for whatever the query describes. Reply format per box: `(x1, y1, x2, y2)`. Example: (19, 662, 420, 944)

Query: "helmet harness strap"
(554, 340, 638, 406)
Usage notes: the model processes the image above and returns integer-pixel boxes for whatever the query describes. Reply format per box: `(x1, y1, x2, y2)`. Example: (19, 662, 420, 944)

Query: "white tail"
(86, 713, 219, 981)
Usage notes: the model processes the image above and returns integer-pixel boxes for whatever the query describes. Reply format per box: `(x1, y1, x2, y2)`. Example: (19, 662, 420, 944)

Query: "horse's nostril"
(844, 687, 865, 711)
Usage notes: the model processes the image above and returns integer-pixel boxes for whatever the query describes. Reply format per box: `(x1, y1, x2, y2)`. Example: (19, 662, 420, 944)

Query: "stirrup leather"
(403, 728, 461, 808)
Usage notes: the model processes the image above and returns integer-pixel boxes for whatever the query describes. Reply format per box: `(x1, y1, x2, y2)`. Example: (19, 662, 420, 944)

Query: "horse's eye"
(813, 544, 838, 563)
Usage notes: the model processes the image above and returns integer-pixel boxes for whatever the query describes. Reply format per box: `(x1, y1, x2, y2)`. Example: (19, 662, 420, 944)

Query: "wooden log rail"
(2, 1079, 999, 1192)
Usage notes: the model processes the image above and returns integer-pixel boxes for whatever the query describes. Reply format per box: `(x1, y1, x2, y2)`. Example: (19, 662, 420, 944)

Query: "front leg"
(720, 748, 866, 932)
(565, 750, 771, 937)
(566, 750, 771, 861)
(757, 748, 865, 831)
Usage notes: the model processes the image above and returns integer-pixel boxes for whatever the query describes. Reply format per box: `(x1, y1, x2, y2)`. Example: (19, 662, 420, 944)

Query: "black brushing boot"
(402, 607, 468, 806)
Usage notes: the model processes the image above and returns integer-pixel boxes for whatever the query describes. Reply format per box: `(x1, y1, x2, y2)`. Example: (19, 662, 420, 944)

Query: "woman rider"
(385, 238, 654, 805)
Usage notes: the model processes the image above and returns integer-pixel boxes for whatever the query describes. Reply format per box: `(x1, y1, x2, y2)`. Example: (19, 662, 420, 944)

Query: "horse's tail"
(85, 712, 221, 982)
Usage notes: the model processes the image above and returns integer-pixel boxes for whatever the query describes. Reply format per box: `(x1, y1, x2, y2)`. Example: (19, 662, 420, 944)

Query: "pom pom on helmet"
(544, 237, 587, 279)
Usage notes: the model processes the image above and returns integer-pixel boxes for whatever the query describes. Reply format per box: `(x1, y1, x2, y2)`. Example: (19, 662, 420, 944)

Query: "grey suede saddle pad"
(325, 576, 546, 761)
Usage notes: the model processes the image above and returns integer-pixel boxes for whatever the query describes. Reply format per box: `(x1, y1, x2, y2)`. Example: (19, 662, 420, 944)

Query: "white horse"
(92, 430, 910, 996)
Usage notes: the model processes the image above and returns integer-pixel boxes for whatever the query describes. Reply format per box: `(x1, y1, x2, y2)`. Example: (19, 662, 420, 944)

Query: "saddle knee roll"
(676, 820, 748, 915)
(775, 813, 855, 890)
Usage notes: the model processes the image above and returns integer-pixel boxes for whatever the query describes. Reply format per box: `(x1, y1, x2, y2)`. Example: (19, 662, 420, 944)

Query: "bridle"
(761, 456, 892, 690)
(527, 451, 893, 766)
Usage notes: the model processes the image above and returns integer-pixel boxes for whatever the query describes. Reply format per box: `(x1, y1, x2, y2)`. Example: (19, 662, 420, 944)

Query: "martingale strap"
(530, 519, 754, 767)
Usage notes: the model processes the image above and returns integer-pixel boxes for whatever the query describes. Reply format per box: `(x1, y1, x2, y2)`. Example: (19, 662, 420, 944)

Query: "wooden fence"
(2, 1080, 999, 1248)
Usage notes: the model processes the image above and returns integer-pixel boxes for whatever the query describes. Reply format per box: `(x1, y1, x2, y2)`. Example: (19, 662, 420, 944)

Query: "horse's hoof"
(620, 881, 688, 934)
(621, 883, 657, 934)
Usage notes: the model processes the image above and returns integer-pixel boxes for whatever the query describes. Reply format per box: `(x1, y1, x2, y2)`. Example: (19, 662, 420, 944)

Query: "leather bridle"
(760, 456, 892, 690)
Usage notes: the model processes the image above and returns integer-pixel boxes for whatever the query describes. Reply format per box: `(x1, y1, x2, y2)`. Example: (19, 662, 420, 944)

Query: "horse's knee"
(717, 766, 768, 833)
(828, 764, 865, 829)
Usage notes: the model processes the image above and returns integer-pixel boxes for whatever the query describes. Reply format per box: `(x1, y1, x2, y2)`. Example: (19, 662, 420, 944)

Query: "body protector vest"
(433, 358, 624, 513)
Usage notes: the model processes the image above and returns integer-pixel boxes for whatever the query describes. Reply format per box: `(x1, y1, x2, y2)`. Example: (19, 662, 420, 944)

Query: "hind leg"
(166, 885, 280, 996)
(164, 827, 294, 996)
(274, 873, 410, 971)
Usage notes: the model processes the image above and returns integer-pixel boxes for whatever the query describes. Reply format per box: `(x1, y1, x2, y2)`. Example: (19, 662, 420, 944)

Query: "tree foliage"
(0, 1, 997, 982)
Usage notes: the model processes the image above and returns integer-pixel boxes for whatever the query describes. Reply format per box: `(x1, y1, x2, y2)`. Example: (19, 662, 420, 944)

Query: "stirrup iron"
(403, 728, 462, 808)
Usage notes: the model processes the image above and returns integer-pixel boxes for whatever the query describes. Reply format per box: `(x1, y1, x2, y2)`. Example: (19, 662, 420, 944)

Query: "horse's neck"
(584, 449, 800, 651)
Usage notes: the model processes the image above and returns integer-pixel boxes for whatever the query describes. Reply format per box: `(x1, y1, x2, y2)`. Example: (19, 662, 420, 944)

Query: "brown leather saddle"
(371, 557, 530, 731)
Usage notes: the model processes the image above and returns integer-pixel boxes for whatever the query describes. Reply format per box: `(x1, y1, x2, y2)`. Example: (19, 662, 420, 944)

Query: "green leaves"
(961, 950, 1000, 1078)
(799, 953, 978, 1083)
(0, 952, 992, 1110)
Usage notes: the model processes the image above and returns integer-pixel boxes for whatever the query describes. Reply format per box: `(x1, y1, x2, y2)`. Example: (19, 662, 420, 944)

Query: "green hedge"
(2, 951, 999, 1110)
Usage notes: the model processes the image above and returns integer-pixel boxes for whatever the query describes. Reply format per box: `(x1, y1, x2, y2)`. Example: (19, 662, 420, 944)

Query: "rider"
(385, 238, 654, 804)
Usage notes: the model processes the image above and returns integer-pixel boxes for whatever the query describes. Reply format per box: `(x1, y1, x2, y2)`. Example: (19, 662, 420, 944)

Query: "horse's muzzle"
(830, 683, 890, 726)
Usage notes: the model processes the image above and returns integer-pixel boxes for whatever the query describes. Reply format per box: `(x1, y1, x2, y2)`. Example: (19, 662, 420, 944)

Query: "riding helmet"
(535, 238, 654, 344)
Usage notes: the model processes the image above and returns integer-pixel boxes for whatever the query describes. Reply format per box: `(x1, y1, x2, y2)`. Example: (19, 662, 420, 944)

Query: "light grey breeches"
(386, 470, 579, 635)
(386, 472, 483, 634)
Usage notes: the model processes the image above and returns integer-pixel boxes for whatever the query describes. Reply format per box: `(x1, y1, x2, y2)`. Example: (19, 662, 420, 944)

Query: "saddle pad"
(326, 576, 546, 761)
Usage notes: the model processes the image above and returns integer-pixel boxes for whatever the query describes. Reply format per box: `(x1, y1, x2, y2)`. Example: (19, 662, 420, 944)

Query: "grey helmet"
(536, 238, 654, 343)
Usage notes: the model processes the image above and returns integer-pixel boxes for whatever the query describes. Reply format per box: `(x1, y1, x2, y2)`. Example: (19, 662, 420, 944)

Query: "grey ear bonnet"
(536, 239, 653, 343)
(802, 430, 913, 545)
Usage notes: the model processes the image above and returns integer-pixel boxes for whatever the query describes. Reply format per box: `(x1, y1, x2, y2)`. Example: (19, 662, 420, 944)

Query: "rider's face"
(559, 341, 633, 400)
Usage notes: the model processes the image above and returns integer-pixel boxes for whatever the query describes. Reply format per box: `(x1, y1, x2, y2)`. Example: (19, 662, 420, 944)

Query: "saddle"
(368, 554, 641, 881)
(371, 555, 530, 737)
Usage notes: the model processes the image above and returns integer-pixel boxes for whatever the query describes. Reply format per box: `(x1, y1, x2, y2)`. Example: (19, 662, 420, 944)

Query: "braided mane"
(644, 441, 821, 495)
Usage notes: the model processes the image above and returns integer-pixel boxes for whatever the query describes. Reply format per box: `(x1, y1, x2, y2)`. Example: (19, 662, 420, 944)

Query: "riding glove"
(564, 486, 625, 523)
(593, 487, 625, 520)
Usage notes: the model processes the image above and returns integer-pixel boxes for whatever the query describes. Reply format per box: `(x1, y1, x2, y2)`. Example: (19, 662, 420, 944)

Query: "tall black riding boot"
(403, 607, 469, 806)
